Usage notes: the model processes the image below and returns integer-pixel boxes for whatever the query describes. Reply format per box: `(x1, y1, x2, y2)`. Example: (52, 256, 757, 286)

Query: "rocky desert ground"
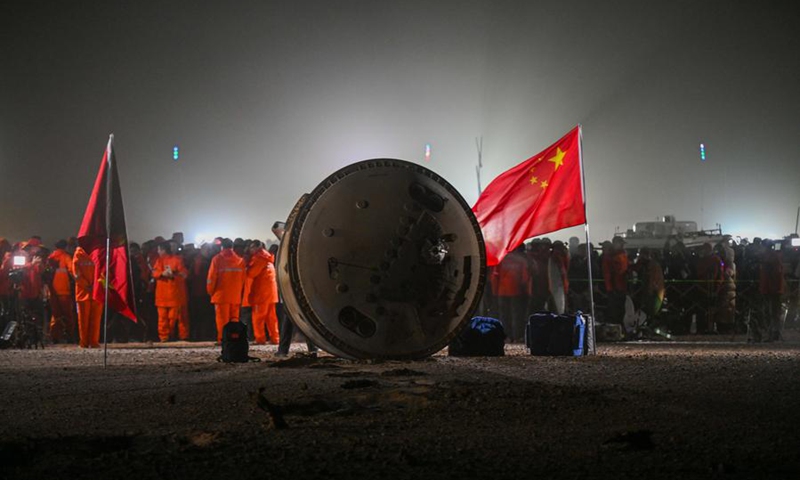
(1, 334, 799, 479)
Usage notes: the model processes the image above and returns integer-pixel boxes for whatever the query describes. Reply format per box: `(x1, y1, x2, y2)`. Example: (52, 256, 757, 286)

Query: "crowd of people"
(483, 234, 800, 343)
(2, 230, 798, 350)
(0, 232, 315, 356)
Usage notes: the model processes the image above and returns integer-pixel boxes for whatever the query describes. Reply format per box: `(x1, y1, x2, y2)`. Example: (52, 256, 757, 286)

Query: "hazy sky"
(2, 0, 798, 246)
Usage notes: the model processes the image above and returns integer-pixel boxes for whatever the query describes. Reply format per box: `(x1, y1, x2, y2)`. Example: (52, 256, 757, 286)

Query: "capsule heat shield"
(277, 159, 486, 360)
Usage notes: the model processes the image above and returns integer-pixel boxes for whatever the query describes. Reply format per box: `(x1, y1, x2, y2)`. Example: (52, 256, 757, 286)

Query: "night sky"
(2, 0, 798, 246)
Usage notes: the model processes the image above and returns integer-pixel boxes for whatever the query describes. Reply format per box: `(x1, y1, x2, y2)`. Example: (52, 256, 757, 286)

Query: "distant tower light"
(424, 143, 431, 162)
(173, 145, 179, 161)
(699, 142, 706, 161)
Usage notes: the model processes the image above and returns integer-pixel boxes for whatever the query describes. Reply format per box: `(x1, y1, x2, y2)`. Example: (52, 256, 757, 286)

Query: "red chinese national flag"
(77, 135, 137, 321)
(472, 126, 586, 266)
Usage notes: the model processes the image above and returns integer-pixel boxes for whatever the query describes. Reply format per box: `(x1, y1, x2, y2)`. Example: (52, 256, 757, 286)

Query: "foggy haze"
(1, 0, 798, 246)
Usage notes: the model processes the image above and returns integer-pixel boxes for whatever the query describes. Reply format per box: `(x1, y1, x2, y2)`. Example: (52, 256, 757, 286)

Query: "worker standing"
(47, 239, 76, 343)
(207, 238, 245, 343)
(152, 242, 188, 342)
(72, 246, 102, 348)
(494, 244, 530, 343)
(246, 240, 280, 345)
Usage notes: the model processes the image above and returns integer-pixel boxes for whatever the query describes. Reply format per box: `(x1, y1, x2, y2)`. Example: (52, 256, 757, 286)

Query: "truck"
(616, 215, 726, 250)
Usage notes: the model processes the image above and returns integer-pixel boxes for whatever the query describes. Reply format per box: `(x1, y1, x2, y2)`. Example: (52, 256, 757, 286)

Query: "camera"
(8, 254, 28, 286)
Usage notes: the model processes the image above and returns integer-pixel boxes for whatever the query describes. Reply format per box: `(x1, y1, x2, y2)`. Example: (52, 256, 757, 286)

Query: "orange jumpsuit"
(493, 249, 530, 341)
(494, 250, 530, 297)
(241, 260, 254, 309)
(207, 248, 245, 342)
(72, 247, 102, 348)
(152, 253, 189, 341)
(247, 248, 280, 344)
(48, 248, 76, 342)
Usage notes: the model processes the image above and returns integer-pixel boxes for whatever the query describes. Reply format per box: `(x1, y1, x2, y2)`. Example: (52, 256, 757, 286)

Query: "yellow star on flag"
(548, 147, 567, 171)
(529, 175, 539, 185)
(540, 180, 549, 189)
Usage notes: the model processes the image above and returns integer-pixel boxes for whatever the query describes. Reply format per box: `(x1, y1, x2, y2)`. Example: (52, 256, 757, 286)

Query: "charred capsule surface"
(277, 159, 486, 360)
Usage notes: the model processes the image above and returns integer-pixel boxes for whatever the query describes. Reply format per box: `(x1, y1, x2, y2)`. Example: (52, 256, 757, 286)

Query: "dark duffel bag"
(525, 312, 586, 356)
(448, 316, 506, 356)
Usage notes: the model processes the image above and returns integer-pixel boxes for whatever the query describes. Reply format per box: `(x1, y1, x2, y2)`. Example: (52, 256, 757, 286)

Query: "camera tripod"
(0, 282, 45, 349)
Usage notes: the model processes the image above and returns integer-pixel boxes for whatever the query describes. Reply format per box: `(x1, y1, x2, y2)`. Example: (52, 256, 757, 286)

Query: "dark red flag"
(77, 135, 137, 321)
(472, 126, 586, 266)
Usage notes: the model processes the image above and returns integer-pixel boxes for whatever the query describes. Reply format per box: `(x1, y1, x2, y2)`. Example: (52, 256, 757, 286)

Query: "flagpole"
(577, 125, 597, 355)
(103, 134, 114, 367)
(475, 136, 483, 195)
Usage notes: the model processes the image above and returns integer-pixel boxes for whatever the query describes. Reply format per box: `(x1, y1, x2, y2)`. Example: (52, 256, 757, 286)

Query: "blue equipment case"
(525, 312, 588, 356)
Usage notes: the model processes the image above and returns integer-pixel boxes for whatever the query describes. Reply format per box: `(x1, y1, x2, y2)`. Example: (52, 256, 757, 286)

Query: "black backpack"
(448, 316, 506, 356)
(218, 321, 259, 363)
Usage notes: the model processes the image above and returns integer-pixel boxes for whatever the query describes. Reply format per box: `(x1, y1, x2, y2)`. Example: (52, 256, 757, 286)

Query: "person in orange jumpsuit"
(72, 246, 102, 348)
(47, 240, 76, 343)
(170, 239, 191, 338)
(494, 244, 530, 343)
(602, 236, 629, 326)
(207, 238, 245, 343)
(151, 242, 188, 342)
(240, 243, 255, 340)
(246, 240, 280, 345)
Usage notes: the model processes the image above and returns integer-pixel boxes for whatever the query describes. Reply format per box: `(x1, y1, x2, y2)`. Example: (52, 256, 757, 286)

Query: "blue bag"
(525, 312, 586, 356)
(448, 316, 506, 356)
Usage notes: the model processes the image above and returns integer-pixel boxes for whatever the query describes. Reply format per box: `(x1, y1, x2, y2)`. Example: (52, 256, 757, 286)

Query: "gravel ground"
(1, 334, 799, 479)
